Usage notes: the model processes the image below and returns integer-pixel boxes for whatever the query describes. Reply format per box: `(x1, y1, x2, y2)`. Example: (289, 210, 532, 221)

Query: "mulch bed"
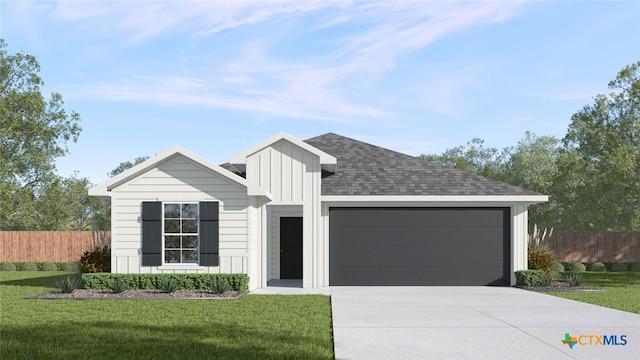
(516, 281, 604, 292)
(26, 289, 245, 300)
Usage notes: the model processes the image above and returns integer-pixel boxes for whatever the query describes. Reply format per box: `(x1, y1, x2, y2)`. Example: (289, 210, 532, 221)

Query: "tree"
(500, 132, 562, 228)
(0, 39, 82, 229)
(561, 60, 640, 230)
(108, 156, 149, 177)
(420, 138, 504, 179)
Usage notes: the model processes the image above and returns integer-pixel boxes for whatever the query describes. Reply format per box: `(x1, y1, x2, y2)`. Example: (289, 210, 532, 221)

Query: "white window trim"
(162, 202, 200, 265)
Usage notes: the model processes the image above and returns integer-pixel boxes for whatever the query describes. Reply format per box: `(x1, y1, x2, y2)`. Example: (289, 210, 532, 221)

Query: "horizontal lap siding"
(111, 156, 248, 274)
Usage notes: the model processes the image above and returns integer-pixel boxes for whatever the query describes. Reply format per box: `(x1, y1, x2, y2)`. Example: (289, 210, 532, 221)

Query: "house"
(89, 132, 547, 290)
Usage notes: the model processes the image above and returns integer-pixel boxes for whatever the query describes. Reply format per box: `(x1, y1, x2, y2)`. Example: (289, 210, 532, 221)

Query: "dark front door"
(280, 217, 303, 279)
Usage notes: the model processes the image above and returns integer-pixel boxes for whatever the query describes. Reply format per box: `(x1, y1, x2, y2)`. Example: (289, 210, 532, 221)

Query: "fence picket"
(0, 231, 111, 262)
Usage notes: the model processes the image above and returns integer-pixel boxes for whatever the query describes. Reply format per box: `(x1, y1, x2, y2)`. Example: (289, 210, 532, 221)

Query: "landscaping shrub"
(211, 276, 229, 294)
(515, 270, 544, 286)
(631, 263, 640, 272)
(611, 263, 628, 272)
(550, 262, 564, 273)
(55, 275, 83, 293)
(22, 262, 38, 271)
(0, 262, 16, 271)
(527, 245, 555, 273)
(42, 262, 58, 271)
(108, 277, 128, 294)
(63, 262, 80, 272)
(589, 262, 606, 272)
(160, 278, 179, 293)
(563, 272, 584, 287)
(82, 273, 249, 291)
(79, 245, 111, 273)
(540, 272, 554, 286)
(566, 262, 586, 272)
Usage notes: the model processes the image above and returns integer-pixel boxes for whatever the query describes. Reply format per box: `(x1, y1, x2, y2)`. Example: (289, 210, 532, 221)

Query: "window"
(163, 203, 198, 264)
(142, 201, 218, 267)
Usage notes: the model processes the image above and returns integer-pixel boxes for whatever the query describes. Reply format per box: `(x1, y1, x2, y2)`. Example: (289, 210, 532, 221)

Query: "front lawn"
(0, 272, 334, 360)
(544, 272, 640, 314)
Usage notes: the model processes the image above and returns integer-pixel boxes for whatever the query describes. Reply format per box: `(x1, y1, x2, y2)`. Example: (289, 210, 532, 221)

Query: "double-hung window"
(141, 201, 218, 267)
(163, 203, 198, 264)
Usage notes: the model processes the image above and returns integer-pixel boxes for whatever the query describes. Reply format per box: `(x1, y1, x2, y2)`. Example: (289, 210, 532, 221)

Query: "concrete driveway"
(331, 287, 640, 360)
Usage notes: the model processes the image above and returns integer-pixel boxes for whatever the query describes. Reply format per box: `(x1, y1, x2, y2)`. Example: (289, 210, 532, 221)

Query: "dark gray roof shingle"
(304, 133, 541, 196)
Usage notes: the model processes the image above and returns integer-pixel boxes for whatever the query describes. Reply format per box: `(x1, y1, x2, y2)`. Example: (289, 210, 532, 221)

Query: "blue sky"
(2, 0, 639, 184)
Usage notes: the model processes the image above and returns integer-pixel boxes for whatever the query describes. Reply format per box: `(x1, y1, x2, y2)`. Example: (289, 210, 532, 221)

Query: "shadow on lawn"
(1, 320, 332, 360)
(0, 273, 78, 288)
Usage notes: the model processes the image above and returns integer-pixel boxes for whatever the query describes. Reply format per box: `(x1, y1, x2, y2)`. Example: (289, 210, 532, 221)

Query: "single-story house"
(89, 132, 547, 290)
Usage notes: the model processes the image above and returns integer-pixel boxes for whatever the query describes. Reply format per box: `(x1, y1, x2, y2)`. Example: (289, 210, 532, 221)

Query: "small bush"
(540, 272, 554, 287)
(22, 262, 38, 271)
(161, 278, 179, 293)
(566, 262, 586, 272)
(589, 262, 606, 272)
(550, 262, 564, 273)
(0, 263, 16, 271)
(79, 245, 111, 273)
(211, 276, 229, 294)
(42, 262, 58, 272)
(515, 270, 544, 286)
(527, 245, 555, 274)
(55, 275, 83, 293)
(611, 263, 628, 272)
(563, 272, 584, 287)
(108, 277, 128, 294)
(631, 263, 640, 272)
(63, 262, 80, 272)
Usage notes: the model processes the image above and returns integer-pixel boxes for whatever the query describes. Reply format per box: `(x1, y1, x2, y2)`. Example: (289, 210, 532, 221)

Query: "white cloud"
(47, 1, 526, 122)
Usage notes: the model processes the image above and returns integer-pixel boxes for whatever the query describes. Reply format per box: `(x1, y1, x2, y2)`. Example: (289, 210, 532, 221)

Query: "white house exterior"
(89, 132, 547, 290)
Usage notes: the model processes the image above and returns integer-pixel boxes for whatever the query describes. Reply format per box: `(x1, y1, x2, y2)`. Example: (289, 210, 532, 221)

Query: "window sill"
(158, 265, 208, 271)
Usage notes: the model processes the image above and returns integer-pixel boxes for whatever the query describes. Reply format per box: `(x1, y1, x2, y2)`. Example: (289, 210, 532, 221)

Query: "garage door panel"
(329, 226, 506, 247)
(329, 208, 508, 228)
(330, 265, 507, 286)
(330, 246, 505, 267)
(329, 207, 510, 286)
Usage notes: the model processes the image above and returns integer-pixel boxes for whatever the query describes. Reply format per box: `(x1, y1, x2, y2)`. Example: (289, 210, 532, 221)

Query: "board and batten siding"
(110, 155, 249, 274)
(244, 140, 325, 288)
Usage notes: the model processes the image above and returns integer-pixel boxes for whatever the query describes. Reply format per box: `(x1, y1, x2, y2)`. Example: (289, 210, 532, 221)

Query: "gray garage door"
(329, 208, 510, 286)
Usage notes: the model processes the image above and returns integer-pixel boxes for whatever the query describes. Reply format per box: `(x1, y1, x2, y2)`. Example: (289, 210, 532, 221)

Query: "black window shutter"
(141, 201, 162, 266)
(199, 201, 219, 266)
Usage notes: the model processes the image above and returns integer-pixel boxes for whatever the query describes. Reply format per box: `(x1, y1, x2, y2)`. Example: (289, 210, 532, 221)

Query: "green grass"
(544, 272, 640, 314)
(0, 272, 334, 359)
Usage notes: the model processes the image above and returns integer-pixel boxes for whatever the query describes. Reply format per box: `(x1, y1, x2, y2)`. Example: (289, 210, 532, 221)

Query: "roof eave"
(321, 194, 549, 205)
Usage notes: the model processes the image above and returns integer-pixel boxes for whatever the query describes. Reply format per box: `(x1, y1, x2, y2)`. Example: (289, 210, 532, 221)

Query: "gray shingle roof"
(304, 133, 541, 196)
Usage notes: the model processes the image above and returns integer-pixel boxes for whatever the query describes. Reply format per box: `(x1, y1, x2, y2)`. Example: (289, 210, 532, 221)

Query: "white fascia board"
(229, 132, 337, 166)
(88, 182, 109, 197)
(321, 195, 548, 206)
(95, 145, 247, 192)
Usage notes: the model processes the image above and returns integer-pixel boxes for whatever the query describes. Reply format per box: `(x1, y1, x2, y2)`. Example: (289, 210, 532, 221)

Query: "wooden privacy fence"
(0, 231, 111, 262)
(547, 231, 640, 262)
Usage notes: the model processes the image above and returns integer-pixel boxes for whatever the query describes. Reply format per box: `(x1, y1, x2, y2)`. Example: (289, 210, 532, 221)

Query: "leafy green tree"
(420, 138, 504, 179)
(500, 132, 562, 228)
(108, 156, 149, 177)
(1, 39, 82, 230)
(561, 60, 640, 230)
